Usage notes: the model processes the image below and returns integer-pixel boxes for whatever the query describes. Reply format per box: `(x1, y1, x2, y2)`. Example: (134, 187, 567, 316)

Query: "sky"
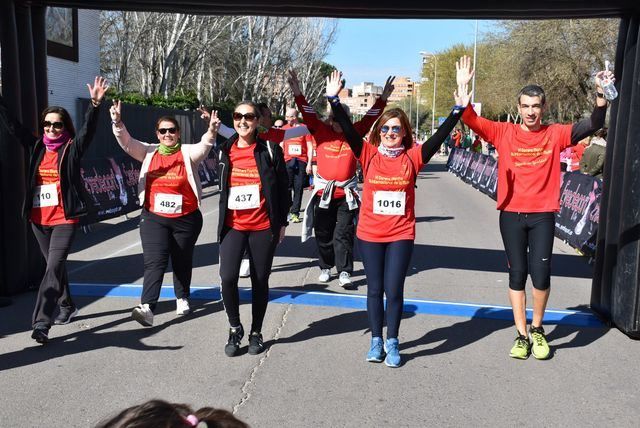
(326, 19, 492, 87)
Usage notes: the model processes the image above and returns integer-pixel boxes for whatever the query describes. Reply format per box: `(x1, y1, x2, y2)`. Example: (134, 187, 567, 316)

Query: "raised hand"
(456, 55, 475, 86)
(109, 99, 122, 123)
(197, 105, 211, 123)
(207, 109, 221, 135)
(325, 70, 343, 97)
(594, 70, 614, 92)
(454, 83, 471, 107)
(380, 75, 396, 102)
(288, 70, 302, 97)
(87, 76, 109, 104)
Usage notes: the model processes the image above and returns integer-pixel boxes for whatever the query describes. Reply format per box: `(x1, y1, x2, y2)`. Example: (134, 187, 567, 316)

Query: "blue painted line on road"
(70, 283, 604, 328)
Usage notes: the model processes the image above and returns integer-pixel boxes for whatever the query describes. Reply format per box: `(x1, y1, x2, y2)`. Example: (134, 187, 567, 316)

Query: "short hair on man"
(517, 85, 546, 106)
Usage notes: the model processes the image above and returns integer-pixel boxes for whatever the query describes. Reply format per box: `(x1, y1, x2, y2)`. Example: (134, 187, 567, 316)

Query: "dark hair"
(517, 85, 546, 106)
(256, 102, 271, 118)
(368, 108, 414, 150)
(594, 127, 608, 139)
(155, 116, 180, 132)
(234, 101, 261, 119)
(40, 106, 76, 138)
(95, 400, 249, 428)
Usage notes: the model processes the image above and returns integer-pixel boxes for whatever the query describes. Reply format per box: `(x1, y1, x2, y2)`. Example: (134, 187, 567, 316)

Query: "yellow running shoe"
(509, 333, 531, 360)
(529, 326, 551, 360)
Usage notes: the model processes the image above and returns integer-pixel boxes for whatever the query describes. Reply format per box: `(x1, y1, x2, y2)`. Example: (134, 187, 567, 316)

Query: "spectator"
(580, 128, 607, 179)
(471, 135, 482, 153)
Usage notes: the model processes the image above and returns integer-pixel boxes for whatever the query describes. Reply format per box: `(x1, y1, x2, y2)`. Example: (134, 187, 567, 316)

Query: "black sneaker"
(54, 306, 78, 325)
(248, 332, 265, 355)
(31, 326, 49, 344)
(224, 324, 244, 357)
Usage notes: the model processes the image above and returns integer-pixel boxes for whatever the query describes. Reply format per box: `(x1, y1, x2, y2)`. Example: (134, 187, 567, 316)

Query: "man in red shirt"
(458, 55, 612, 360)
(281, 108, 314, 223)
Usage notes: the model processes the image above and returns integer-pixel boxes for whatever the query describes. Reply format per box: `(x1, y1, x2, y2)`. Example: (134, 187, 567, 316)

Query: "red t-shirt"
(295, 95, 385, 198)
(30, 149, 78, 226)
(356, 143, 423, 242)
(281, 124, 312, 163)
(145, 151, 198, 218)
(462, 106, 572, 212)
(225, 143, 271, 231)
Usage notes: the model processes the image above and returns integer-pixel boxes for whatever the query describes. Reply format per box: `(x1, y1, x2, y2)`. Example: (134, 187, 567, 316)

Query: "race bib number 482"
(154, 193, 183, 214)
(228, 184, 260, 210)
(33, 184, 58, 208)
(373, 191, 406, 216)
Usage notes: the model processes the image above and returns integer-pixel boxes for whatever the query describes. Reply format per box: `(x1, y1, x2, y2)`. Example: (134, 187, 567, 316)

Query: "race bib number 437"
(373, 191, 406, 216)
(33, 184, 58, 208)
(154, 193, 183, 214)
(228, 184, 260, 210)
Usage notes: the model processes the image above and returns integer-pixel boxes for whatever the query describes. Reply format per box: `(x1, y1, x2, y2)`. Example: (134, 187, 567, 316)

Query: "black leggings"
(314, 197, 356, 274)
(287, 158, 307, 215)
(499, 211, 555, 291)
(139, 209, 203, 309)
(219, 227, 278, 333)
(358, 238, 414, 339)
(31, 223, 77, 329)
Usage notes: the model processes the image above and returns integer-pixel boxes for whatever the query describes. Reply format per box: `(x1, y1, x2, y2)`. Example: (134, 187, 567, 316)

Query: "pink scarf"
(43, 130, 71, 152)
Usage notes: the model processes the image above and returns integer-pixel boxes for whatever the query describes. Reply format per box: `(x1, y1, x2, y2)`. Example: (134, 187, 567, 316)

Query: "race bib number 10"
(154, 193, 183, 214)
(33, 184, 58, 208)
(228, 184, 260, 210)
(373, 191, 406, 216)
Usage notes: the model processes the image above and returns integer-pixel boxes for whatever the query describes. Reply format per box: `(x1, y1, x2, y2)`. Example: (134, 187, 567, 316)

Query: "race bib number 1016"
(373, 191, 406, 216)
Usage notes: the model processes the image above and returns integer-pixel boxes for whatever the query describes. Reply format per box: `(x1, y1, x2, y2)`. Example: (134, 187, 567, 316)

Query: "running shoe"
(54, 306, 78, 325)
(31, 326, 49, 344)
(290, 213, 302, 223)
(176, 298, 191, 315)
(248, 331, 265, 355)
(225, 324, 244, 357)
(338, 272, 352, 288)
(366, 337, 386, 362)
(239, 258, 251, 278)
(384, 338, 401, 368)
(131, 303, 154, 327)
(318, 269, 331, 283)
(529, 326, 551, 360)
(509, 333, 531, 360)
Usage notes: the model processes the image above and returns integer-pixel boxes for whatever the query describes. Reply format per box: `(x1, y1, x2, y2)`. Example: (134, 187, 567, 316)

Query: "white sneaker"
(239, 258, 251, 278)
(338, 272, 352, 287)
(176, 298, 191, 315)
(132, 303, 153, 326)
(318, 269, 331, 283)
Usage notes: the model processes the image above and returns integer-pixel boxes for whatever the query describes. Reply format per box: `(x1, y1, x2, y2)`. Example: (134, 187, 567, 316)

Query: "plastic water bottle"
(601, 60, 618, 101)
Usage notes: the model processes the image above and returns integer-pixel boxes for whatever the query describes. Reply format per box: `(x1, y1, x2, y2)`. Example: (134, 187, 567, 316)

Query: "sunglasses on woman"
(43, 121, 64, 130)
(232, 112, 257, 121)
(380, 125, 402, 134)
(157, 127, 177, 135)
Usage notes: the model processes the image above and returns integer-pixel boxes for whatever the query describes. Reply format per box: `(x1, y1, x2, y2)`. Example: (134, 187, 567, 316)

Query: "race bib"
(288, 144, 302, 156)
(228, 184, 260, 210)
(154, 193, 183, 214)
(373, 191, 406, 216)
(33, 184, 58, 208)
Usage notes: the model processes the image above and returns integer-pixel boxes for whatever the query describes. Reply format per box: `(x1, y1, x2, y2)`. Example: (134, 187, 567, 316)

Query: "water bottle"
(601, 60, 618, 101)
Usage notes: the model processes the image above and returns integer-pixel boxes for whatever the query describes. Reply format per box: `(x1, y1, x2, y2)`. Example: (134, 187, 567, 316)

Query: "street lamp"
(420, 51, 437, 136)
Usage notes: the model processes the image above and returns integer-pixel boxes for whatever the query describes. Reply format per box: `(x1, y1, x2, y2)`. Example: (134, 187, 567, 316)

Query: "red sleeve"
(407, 144, 424, 171)
(354, 98, 387, 136)
(260, 128, 286, 143)
(358, 141, 378, 177)
(461, 105, 505, 151)
(553, 124, 574, 151)
(295, 95, 324, 134)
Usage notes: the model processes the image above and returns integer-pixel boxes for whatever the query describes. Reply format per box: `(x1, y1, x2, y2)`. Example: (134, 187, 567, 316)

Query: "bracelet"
(91, 98, 101, 107)
(326, 95, 340, 105)
(111, 120, 122, 125)
(452, 105, 465, 114)
(595, 92, 605, 99)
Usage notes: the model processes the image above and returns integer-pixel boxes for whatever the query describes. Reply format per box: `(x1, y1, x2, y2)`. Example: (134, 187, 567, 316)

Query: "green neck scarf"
(158, 142, 181, 155)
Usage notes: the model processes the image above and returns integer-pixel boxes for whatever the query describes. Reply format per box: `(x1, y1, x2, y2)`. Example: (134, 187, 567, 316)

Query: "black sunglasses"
(43, 121, 64, 130)
(232, 112, 257, 121)
(158, 127, 177, 135)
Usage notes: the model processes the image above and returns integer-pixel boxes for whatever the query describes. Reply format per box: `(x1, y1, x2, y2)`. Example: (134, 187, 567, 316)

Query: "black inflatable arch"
(2, 0, 640, 337)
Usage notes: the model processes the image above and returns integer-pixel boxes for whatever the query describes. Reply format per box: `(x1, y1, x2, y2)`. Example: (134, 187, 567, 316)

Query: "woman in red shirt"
(326, 65, 470, 367)
(111, 101, 221, 327)
(17, 77, 108, 343)
(216, 101, 290, 357)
